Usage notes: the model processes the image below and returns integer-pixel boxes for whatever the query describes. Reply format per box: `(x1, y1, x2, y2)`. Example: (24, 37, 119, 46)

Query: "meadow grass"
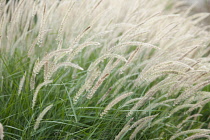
(1, 0, 210, 139)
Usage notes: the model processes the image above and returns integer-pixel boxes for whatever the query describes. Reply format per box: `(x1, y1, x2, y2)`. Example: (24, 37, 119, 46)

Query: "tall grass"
(1, 0, 210, 139)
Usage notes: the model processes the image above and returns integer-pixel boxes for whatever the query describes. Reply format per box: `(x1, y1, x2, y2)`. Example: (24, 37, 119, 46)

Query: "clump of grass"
(1, 0, 210, 139)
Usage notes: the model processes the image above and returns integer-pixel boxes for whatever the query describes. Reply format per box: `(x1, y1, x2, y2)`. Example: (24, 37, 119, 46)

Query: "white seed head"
(0, 123, 3, 140)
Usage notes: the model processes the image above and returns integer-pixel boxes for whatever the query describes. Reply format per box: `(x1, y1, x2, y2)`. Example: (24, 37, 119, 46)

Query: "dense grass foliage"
(1, 0, 210, 139)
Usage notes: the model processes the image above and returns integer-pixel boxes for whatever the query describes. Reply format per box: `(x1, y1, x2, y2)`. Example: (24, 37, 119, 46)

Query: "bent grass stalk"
(88, 53, 128, 72)
(174, 80, 210, 105)
(100, 92, 133, 117)
(32, 80, 53, 109)
(73, 68, 101, 104)
(56, 1, 75, 49)
(45, 62, 84, 80)
(87, 73, 109, 99)
(114, 118, 133, 140)
(184, 134, 210, 140)
(34, 104, 53, 131)
(129, 115, 158, 140)
(177, 114, 203, 129)
(170, 129, 210, 140)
